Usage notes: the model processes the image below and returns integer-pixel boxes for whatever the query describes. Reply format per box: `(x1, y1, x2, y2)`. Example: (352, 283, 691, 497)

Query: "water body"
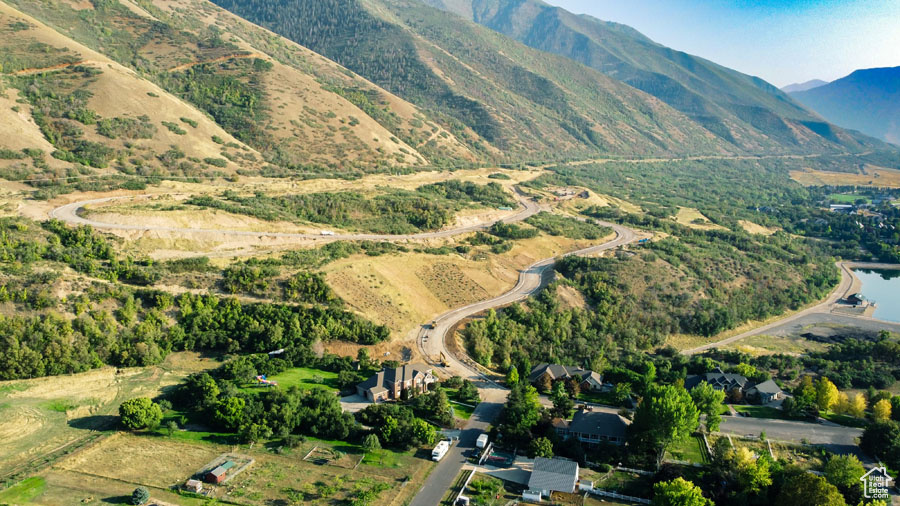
(854, 269, 900, 323)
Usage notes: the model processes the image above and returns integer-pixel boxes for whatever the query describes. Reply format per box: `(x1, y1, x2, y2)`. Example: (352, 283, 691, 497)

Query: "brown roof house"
(356, 363, 435, 402)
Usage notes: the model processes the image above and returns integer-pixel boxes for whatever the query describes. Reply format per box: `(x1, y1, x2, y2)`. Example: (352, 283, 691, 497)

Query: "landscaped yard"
(450, 400, 475, 420)
(771, 442, 826, 471)
(733, 405, 785, 419)
(821, 412, 868, 428)
(592, 470, 653, 498)
(666, 435, 709, 464)
(466, 475, 520, 506)
(239, 367, 340, 394)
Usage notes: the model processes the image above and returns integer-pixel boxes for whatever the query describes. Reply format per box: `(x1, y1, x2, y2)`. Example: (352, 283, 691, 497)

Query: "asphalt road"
(48, 187, 543, 241)
(683, 261, 900, 354)
(409, 223, 639, 506)
(719, 416, 862, 446)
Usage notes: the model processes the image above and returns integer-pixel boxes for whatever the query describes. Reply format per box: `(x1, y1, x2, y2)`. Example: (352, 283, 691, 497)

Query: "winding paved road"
(409, 222, 639, 506)
(48, 187, 542, 241)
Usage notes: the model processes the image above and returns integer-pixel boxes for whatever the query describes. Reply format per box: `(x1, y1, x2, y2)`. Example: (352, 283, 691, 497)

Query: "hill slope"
(790, 67, 900, 145)
(206, 0, 741, 159)
(0, 0, 478, 184)
(422, 0, 884, 153)
(781, 79, 828, 94)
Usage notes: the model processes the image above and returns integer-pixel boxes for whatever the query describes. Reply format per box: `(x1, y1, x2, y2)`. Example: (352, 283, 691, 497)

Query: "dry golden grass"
(790, 166, 900, 188)
(674, 207, 726, 230)
(738, 220, 778, 236)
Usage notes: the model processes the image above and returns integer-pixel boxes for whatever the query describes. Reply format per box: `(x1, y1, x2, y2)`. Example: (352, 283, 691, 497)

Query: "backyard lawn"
(733, 405, 784, 419)
(450, 401, 475, 420)
(665, 435, 709, 464)
(239, 367, 340, 394)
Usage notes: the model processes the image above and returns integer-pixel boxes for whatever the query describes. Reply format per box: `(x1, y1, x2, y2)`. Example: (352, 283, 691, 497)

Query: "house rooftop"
(751, 379, 783, 395)
(565, 410, 628, 439)
(528, 457, 579, 493)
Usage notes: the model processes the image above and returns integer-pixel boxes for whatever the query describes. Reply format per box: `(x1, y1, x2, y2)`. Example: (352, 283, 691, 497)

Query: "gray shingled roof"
(528, 457, 578, 493)
(529, 363, 599, 383)
(566, 410, 628, 439)
(750, 379, 783, 395)
(358, 364, 431, 394)
(685, 371, 749, 391)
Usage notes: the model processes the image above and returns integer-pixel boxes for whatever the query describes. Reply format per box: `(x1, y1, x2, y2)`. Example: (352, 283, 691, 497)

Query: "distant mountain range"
(781, 80, 829, 93)
(789, 67, 900, 145)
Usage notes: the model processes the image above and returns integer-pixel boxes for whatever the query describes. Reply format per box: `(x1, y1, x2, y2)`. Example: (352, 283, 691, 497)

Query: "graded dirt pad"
(56, 433, 223, 489)
(790, 166, 900, 188)
(416, 262, 491, 307)
(0, 352, 219, 478)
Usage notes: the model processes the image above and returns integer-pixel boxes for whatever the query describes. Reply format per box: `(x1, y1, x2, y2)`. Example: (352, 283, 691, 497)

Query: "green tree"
(131, 486, 150, 505)
(119, 397, 163, 430)
(506, 365, 519, 386)
(496, 382, 541, 446)
(214, 397, 246, 431)
(691, 381, 725, 433)
(166, 420, 178, 437)
(824, 454, 865, 501)
(528, 437, 554, 458)
(776, 467, 847, 506)
(651, 477, 711, 506)
(816, 377, 839, 413)
(410, 418, 436, 446)
(631, 384, 699, 465)
(730, 447, 772, 494)
(362, 433, 382, 453)
(551, 381, 574, 419)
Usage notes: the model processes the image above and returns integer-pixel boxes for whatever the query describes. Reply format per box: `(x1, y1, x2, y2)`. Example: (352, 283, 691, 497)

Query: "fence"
(588, 489, 651, 504)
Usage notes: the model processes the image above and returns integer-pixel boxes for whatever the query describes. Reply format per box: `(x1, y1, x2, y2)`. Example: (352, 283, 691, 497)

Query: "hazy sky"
(544, 0, 900, 87)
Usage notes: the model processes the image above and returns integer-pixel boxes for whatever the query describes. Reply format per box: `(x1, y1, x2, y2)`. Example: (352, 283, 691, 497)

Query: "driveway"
(339, 394, 370, 414)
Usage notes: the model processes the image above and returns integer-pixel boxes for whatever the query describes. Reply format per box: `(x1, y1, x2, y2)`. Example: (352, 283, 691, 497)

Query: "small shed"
(205, 460, 236, 484)
(522, 490, 543, 503)
(184, 479, 203, 493)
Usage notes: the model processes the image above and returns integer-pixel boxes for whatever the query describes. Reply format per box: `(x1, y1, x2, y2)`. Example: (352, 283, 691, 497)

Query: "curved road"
(48, 187, 542, 241)
(683, 261, 900, 355)
(409, 222, 639, 506)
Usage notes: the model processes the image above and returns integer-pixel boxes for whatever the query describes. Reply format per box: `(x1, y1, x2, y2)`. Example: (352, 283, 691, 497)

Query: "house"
(356, 363, 435, 402)
(746, 379, 785, 404)
(830, 204, 854, 213)
(184, 479, 203, 493)
(527, 457, 579, 498)
(529, 364, 603, 392)
(553, 409, 629, 445)
(845, 293, 870, 307)
(205, 461, 235, 484)
(684, 369, 749, 393)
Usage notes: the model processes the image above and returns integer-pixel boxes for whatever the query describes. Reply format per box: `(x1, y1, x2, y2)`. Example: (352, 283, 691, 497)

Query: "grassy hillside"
(206, 0, 734, 160)
(425, 0, 891, 154)
(790, 67, 900, 145)
(0, 0, 479, 193)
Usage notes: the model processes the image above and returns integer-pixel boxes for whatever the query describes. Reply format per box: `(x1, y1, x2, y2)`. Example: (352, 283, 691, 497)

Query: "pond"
(854, 269, 900, 323)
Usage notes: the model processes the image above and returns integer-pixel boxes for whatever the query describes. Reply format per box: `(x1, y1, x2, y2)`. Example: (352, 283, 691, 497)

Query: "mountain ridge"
(781, 79, 828, 94)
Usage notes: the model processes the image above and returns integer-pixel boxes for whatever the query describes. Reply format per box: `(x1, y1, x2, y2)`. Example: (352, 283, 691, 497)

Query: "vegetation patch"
(525, 212, 611, 239)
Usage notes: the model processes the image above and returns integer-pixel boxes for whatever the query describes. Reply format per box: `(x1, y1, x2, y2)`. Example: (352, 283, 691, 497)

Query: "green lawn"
(0, 477, 46, 503)
(733, 405, 784, 419)
(239, 367, 340, 394)
(829, 193, 869, 204)
(821, 412, 869, 428)
(666, 435, 709, 464)
(450, 401, 474, 420)
(577, 390, 618, 405)
(595, 470, 652, 498)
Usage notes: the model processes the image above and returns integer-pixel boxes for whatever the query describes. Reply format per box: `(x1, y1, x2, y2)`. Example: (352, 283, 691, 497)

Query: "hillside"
(781, 79, 828, 94)
(790, 67, 900, 145)
(206, 0, 739, 159)
(422, 0, 887, 154)
(0, 0, 479, 188)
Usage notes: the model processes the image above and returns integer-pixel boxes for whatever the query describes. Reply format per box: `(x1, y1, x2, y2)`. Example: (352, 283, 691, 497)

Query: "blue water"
(854, 269, 900, 323)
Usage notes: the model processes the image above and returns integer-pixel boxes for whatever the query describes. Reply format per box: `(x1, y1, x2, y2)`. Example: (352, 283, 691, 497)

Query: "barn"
(205, 460, 236, 484)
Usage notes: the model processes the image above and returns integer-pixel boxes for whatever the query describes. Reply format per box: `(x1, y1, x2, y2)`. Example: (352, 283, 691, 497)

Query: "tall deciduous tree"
(849, 393, 867, 419)
(691, 381, 725, 433)
(816, 377, 839, 413)
(873, 398, 892, 422)
(776, 467, 847, 506)
(497, 382, 541, 446)
(631, 384, 699, 465)
(551, 381, 574, 419)
(506, 365, 519, 386)
(119, 397, 163, 430)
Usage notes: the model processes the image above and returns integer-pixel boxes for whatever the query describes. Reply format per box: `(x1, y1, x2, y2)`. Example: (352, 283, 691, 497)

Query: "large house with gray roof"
(553, 409, 629, 446)
(529, 363, 603, 391)
(684, 369, 749, 393)
(356, 364, 435, 402)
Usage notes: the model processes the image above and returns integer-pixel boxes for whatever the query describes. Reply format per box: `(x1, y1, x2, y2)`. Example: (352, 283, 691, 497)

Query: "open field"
(3, 431, 434, 505)
(738, 219, 778, 235)
(720, 332, 829, 356)
(0, 352, 221, 482)
(791, 166, 900, 188)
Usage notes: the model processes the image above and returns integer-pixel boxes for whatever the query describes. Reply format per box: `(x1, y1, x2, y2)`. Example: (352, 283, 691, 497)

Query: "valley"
(1, 0, 900, 504)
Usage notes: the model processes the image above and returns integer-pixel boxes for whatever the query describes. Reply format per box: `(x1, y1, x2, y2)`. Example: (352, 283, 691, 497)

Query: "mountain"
(418, 0, 883, 153)
(781, 79, 828, 94)
(789, 67, 900, 145)
(0, 0, 478, 182)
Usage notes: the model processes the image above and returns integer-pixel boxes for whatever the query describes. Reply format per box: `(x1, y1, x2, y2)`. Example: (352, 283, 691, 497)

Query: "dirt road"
(48, 187, 543, 241)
